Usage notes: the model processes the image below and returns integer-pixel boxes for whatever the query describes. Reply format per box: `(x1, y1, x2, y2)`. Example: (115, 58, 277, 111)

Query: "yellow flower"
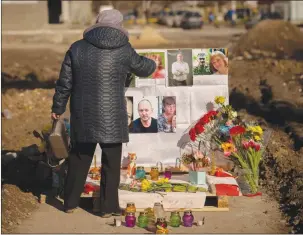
(141, 179, 151, 191)
(214, 96, 226, 105)
(247, 126, 263, 135)
(230, 111, 237, 118)
(254, 135, 261, 141)
(221, 142, 237, 157)
(157, 178, 169, 184)
(254, 126, 263, 135)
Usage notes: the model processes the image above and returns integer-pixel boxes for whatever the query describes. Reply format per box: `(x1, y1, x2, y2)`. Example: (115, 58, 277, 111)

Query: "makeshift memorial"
(137, 212, 149, 228)
(126, 153, 137, 178)
(125, 212, 136, 227)
(135, 166, 146, 179)
(182, 210, 194, 227)
(169, 211, 181, 227)
(187, 96, 267, 194)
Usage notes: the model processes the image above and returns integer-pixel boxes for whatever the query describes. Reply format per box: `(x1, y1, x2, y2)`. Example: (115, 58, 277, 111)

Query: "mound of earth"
(232, 20, 303, 59)
(1, 184, 39, 234)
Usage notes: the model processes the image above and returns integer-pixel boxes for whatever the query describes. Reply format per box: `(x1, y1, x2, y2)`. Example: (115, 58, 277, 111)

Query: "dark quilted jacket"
(51, 26, 156, 143)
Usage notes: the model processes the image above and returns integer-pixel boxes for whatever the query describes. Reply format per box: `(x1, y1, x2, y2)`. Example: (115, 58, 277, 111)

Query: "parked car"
(245, 11, 283, 30)
(171, 10, 189, 27)
(180, 11, 203, 29)
(157, 10, 170, 25)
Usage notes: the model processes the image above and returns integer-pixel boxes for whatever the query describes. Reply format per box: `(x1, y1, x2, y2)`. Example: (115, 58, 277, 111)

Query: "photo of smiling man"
(129, 96, 158, 133)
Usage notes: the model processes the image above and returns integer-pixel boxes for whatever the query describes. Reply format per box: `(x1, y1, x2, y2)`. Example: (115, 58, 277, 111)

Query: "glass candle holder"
(169, 211, 181, 227)
(164, 168, 172, 179)
(150, 166, 159, 181)
(156, 217, 168, 228)
(153, 202, 165, 219)
(125, 202, 136, 213)
(125, 212, 136, 227)
(135, 166, 146, 179)
(182, 210, 194, 227)
(137, 211, 149, 228)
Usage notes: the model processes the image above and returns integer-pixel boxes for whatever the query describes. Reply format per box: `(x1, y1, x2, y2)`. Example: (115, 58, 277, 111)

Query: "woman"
(151, 54, 166, 79)
(210, 51, 228, 75)
(158, 96, 176, 133)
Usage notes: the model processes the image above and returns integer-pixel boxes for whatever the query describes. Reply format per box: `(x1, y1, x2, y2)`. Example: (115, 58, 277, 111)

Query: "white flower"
(231, 111, 237, 118)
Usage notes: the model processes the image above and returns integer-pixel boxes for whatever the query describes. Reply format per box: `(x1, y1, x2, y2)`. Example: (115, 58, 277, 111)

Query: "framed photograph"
(192, 48, 228, 85)
(167, 49, 193, 87)
(129, 96, 159, 133)
(157, 96, 177, 133)
(134, 49, 167, 87)
(125, 96, 133, 127)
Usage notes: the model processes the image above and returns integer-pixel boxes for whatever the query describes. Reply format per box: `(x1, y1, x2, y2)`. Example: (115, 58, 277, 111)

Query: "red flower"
(189, 128, 196, 141)
(243, 140, 254, 149)
(207, 110, 218, 119)
(243, 140, 261, 151)
(195, 123, 205, 135)
(254, 143, 261, 151)
(229, 125, 246, 136)
(199, 114, 210, 125)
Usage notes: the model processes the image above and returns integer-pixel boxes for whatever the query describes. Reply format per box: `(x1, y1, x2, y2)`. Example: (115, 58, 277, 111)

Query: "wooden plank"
(81, 191, 216, 198)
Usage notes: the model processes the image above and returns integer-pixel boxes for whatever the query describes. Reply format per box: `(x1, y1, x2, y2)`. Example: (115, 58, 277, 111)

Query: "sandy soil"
(1, 23, 303, 234)
(12, 195, 288, 234)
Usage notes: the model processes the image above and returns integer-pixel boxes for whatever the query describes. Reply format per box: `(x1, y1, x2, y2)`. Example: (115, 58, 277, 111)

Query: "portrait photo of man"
(129, 97, 158, 133)
(167, 49, 193, 87)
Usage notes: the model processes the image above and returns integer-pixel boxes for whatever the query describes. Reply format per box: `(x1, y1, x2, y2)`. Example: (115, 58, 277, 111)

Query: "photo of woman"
(134, 50, 167, 87)
(192, 48, 228, 85)
(148, 54, 166, 79)
(210, 51, 228, 75)
(157, 96, 177, 133)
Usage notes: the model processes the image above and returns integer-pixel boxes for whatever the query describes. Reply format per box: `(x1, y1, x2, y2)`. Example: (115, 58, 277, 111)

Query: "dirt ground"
(1, 21, 303, 234)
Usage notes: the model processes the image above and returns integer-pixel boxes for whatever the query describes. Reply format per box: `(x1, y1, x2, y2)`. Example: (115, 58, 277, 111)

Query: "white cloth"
(172, 61, 189, 81)
(162, 192, 206, 209)
(206, 175, 239, 186)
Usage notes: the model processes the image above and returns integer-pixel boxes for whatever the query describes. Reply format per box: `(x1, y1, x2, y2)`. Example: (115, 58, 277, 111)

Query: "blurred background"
(1, 0, 303, 234)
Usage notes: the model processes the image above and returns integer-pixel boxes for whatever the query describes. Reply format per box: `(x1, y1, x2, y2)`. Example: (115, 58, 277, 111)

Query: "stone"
(243, 51, 253, 60)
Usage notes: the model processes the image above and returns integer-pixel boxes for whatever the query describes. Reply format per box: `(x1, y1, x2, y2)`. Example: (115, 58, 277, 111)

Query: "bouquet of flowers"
(187, 96, 266, 194)
(181, 151, 211, 172)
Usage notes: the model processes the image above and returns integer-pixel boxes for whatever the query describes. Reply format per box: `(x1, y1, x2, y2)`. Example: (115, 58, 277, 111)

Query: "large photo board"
(94, 48, 229, 168)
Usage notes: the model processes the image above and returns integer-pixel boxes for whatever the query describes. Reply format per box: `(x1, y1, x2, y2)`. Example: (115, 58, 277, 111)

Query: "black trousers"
(64, 142, 122, 213)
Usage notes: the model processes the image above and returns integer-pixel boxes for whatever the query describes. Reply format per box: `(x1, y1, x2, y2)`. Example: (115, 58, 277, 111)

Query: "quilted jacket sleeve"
(128, 46, 156, 77)
(52, 49, 73, 115)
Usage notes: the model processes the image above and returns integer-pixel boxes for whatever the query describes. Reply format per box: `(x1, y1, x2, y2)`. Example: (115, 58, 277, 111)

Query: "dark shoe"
(64, 207, 79, 213)
(100, 213, 112, 218)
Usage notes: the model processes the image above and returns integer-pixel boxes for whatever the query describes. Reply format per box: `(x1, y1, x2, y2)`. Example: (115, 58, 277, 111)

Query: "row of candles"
(136, 166, 172, 180)
(122, 202, 196, 233)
